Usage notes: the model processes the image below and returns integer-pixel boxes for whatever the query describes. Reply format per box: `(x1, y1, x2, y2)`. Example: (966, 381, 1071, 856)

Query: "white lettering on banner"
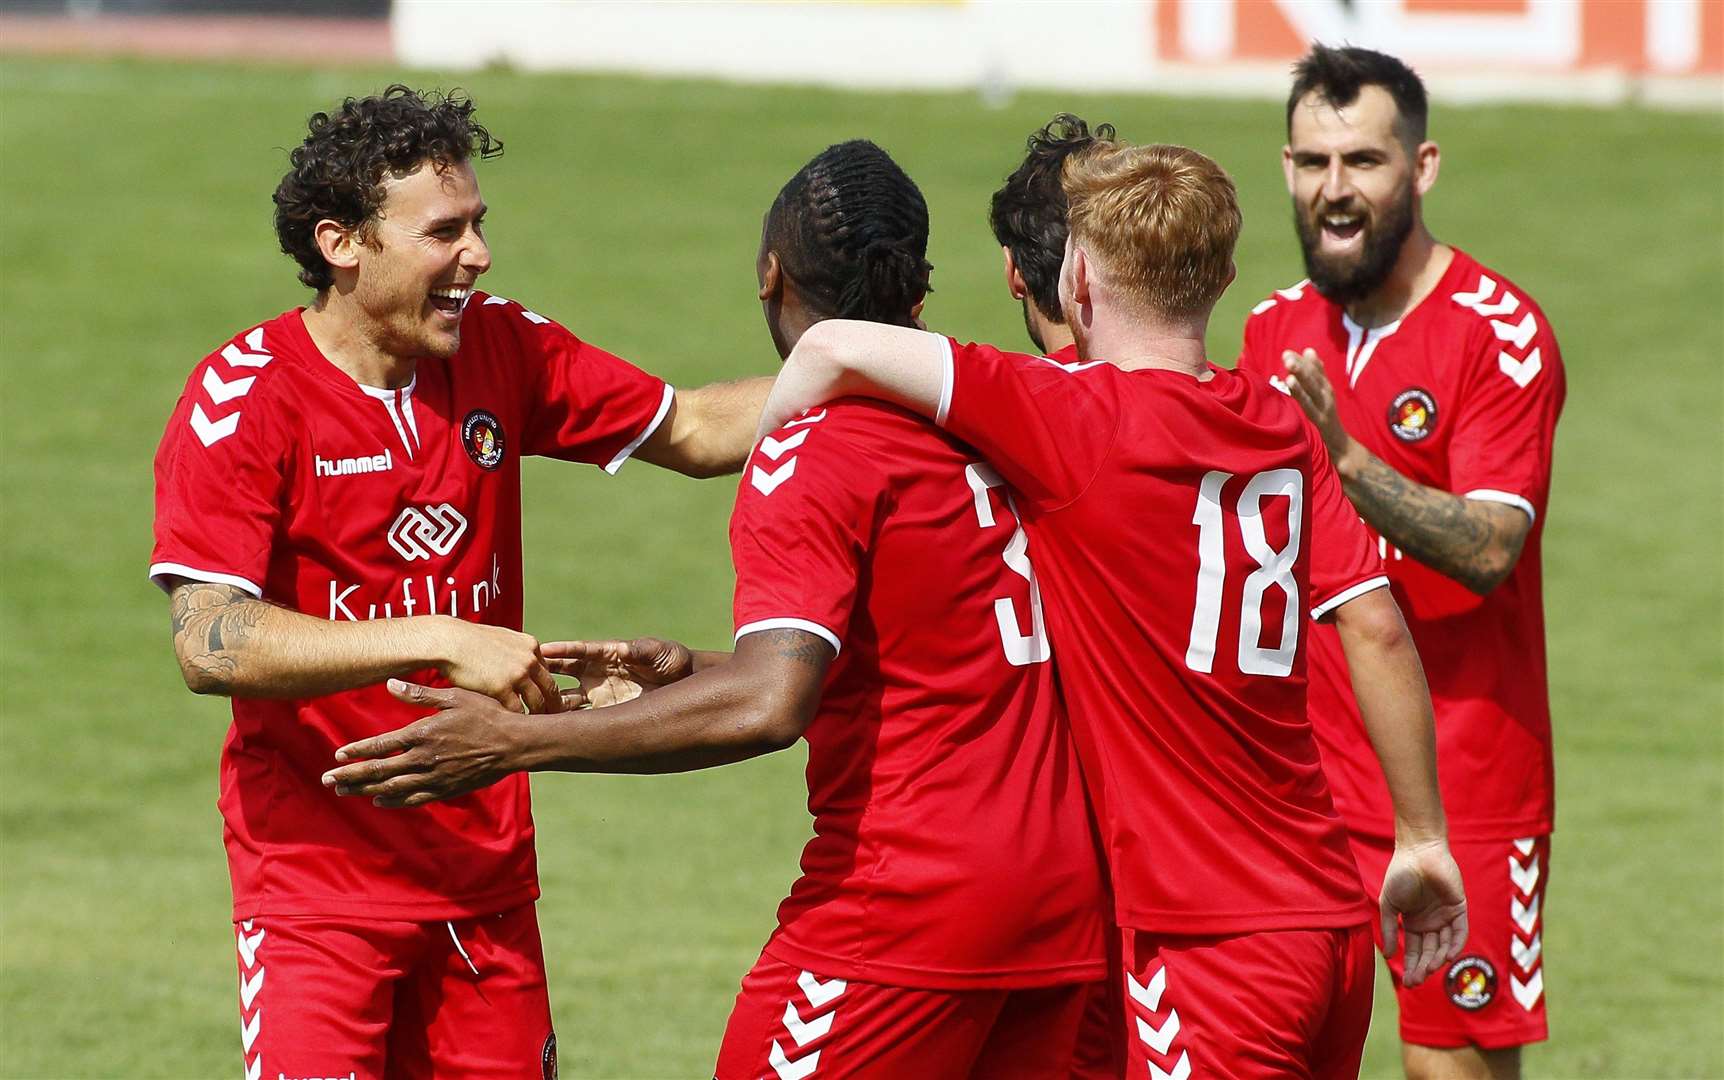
(328, 554, 504, 621)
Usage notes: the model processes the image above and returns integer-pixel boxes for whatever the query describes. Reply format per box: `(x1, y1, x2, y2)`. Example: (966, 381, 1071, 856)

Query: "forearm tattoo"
(754, 628, 833, 669)
(170, 583, 269, 689)
(1342, 453, 1521, 595)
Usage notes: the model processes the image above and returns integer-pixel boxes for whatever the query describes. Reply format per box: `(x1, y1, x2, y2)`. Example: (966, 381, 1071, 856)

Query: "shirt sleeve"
(938, 337, 1119, 511)
(1447, 311, 1565, 524)
(149, 359, 291, 597)
(729, 409, 888, 655)
(1306, 429, 1390, 621)
(499, 298, 674, 474)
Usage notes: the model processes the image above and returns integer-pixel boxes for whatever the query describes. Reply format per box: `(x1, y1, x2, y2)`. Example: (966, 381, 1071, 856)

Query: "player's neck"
(1081, 313, 1209, 377)
(1345, 229, 1453, 330)
(1033, 315, 1075, 356)
(302, 296, 418, 390)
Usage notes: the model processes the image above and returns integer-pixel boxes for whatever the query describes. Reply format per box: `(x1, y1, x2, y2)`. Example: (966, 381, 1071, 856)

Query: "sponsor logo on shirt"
(1445, 955, 1497, 1010)
(1388, 387, 1439, 442)
(387, 503, 468, 562)
(327, 553, 504, 622)
(314, 449, 394, 478)
(462, 408, 506, 470)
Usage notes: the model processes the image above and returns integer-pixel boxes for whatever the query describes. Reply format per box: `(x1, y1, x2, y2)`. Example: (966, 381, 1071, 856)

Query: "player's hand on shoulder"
(1379, 837, 1469, 989)
(322, 680, 529, 807)
(429, 618, 560, 714)
(541, 637, 695, 709)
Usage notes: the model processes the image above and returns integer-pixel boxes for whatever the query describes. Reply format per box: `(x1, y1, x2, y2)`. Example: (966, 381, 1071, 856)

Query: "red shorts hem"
(1399, 1020, 1549, 1051)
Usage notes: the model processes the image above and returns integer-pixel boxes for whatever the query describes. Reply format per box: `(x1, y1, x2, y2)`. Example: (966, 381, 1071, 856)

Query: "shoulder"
(173, 313, 305, 444)
(1438, 250, 1564, 381)
(1243, 277, 1329, 329)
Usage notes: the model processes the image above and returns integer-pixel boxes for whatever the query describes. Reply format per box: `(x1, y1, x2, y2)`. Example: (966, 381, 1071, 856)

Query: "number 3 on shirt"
(1186, 468, 1303, 678)
(965, 463, 1052, 667)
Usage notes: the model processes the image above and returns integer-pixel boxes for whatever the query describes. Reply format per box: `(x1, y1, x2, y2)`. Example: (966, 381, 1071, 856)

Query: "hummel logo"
(387, 504, 469, 562)
(316, 450, 394, 478)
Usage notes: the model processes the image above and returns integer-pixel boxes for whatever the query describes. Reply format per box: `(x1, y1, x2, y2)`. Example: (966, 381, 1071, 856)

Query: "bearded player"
(150, 86, 767, 1077)
(1236, 46, 1566, 1080)
(325, 140, 1111, 1078)
(752, 138, 1471, 1077)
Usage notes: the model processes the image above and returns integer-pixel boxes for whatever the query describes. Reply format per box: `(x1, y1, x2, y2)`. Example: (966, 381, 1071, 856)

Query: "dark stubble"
(1295, 179, 1415, 305)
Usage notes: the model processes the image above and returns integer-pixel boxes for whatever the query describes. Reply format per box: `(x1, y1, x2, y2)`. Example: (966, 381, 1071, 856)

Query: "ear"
(1070, 245, 1092, 308)
(910, 298, 925, 321)
(1001, 246, 1026, 301)
(314, 218, 361, 274)
(1281, 145, 1296, 195)
(1223, 260, 1238, 292)
(758, 250, 783, 302)
(1413, 140, 1440, 198)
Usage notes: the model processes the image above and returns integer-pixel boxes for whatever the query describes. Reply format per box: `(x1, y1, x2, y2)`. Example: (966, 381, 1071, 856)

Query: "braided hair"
(765, 140, 931, 327)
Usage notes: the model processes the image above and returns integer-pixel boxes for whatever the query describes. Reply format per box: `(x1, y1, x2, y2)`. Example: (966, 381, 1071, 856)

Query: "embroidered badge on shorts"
(1445, 956, 1497, 1010)
(462, 409, 506, 470)
(1388, 388, 1439, 442)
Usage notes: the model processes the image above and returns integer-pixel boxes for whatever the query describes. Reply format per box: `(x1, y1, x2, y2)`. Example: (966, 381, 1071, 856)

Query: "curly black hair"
(764, 140, 931, 327)
(988, 114, 1116, 325)
(272, 85, 502, 290)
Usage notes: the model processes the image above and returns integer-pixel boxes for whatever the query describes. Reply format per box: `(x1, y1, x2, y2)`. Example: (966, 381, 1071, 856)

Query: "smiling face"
(347, 158, 491, 360)
(1284, 85, 1422, 304)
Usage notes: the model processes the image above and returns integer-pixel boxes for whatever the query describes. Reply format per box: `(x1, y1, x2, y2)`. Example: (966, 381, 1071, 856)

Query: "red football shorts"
(1117, 923, 1374, 1080)
(1351, 832, 1551, 1050)
(714, 950, 1098, 1079)
(233, 904, 556, 1080)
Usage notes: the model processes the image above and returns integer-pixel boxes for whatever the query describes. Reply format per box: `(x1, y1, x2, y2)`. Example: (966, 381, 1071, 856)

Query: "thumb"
(1379, 888, 1400, 959)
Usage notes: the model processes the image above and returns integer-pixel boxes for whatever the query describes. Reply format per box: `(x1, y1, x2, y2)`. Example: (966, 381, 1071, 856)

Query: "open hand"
(322, 679, 532, 807)
(1379, 839, 1469, 987)
(541, 637, 694, 709)
(1281, 348, 1352, 461)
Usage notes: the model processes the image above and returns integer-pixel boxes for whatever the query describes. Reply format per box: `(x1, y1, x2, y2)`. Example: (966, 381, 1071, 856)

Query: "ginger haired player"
(149, 86, 769, 1078)
(1237, 44, 1566, 1080)
(326, 140, 1113, 1077)
(748, 138, 1471, 1077)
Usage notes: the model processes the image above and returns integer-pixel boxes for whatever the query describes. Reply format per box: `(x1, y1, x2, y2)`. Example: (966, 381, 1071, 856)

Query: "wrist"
(1393, 818, 1449, 849)
(407, 614, 459, 672)
(1331, 433, 1367, 481)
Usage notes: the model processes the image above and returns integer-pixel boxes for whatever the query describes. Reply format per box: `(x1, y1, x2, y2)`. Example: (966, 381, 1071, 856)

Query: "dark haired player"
(1237, 45, 1565, 1080)
(327, 139, 1111, 1078)
(988, 113, 1114, 359)
(149, 86, 767, 1077)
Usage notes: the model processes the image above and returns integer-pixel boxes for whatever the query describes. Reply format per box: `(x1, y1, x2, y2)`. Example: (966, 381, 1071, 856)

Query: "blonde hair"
(1061, 142, 1241, 319)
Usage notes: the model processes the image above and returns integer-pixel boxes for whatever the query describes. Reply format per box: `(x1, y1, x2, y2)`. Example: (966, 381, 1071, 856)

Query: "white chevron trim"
(1150, 1049, 1191, 1080)
(1510, 968, 1544, 1011)
(1275, 280, 1308, 301)
(1513, 837, 1536, 856)
(782, 999, 835, 1048)
(784, 410, 827, 428)
(220, 338, 273, 369)
(1127, 965, 1168, 1011)
(1491, 312, 1538, 351)
(203, 366, 257, 404)
(1511, 893, 1541, 935)
(770, 1039, 819, 1080)
(1499, 346, 1543, 387)
(483, 295, 510, 305)
(236, 925, 264, 969)
(751, 458, 798, 496)
(759, 429, 810, 461)
(1251, 297, 1277, 315)
(1451, 275, 1497, 308)
(797, 970, 846, 1009)
(245, 1055, 261, 1080)
(1509, 853, 1542, 895)
(239, 967, 265, 1011)
(1511, 931, 1543, 972)
(190, 403, 240, 447)
(1136, 1008, 1181, 1055)
(240, 1007, 261, 1052)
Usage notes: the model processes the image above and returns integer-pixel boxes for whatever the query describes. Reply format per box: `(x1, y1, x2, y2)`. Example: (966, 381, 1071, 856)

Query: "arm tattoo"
(1342, 453, 1524, 595)
(755, 629, 834, 669)
(169, 582, 270, 691)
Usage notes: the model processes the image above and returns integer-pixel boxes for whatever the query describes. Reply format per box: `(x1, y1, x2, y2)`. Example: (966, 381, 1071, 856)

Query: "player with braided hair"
(328, 139, 1111, 1077)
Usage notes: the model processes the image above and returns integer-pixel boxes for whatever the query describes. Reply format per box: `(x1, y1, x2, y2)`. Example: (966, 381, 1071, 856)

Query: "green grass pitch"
(1, 54, 1719, 1078)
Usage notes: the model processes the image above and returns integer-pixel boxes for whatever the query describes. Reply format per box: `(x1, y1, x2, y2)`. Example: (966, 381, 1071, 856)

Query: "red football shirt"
(730, 399, 1108, 989)
(936, 341, 1385, 935)
(1237, 249, 1565, 840)
(150, 293, 672, 920)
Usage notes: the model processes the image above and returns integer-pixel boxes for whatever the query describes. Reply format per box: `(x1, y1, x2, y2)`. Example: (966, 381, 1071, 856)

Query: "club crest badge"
(1388, 388, 1438, 443)
(1445, 956, 1497, 1010)
(462, 409, 506, 470)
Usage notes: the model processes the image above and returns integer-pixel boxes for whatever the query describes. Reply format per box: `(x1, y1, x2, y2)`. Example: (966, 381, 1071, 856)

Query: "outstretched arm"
(1283, 349, 1530, 595)
(1330, 586, 1467, 987)
(166, 579, 559, 712)
(757, 321, 950, 439)
(634, 377, 774, 478)
(322, 628, 830, 806)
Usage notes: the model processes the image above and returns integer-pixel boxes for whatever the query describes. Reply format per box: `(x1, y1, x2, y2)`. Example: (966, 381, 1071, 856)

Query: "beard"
(1295, 183, 1415, 305)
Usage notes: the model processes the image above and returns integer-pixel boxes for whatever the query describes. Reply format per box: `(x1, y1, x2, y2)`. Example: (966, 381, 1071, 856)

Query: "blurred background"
(1, 1, 1720, 1076)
